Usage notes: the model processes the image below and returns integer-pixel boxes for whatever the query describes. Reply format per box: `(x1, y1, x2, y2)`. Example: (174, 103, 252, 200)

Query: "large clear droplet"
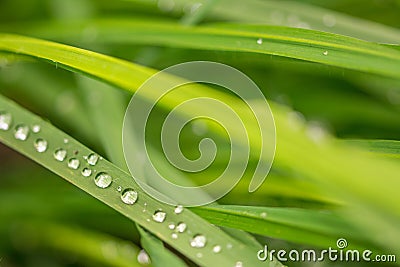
(175, 222, 187, 233)
(0, 112, 12, 131)
(152, 211, 166, 223)
(121, 189, 138, 205)
(34, 138, 48, 153)
(68, 158, 80, 169)
(54, 149, 67, 161)
(87, 153, 99, 166)
(94, 172, 112, 188)
(190, 235, 206, 248)
(14, 125, 29, 141)
(174, 205, 183, 214)
(81, 168, 92, 177)
(213, 245, 221, 253)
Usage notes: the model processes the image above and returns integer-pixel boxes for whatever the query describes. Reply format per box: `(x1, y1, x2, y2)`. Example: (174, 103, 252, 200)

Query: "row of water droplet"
(1, 111, 245, 265)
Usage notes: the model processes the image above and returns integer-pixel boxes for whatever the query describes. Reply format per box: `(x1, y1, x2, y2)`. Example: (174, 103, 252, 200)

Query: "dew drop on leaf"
(212, 245, 222, 253)
(137, 249, 151, 265)
(121, 189, 138, 205)
(152, 211, 166, 223)
(68, 158, 80, 169)
(94, 172, 112, 188)
(323, 50, 329, 56)
(174, 205, 183, 214)
(175, 222, 187, 233)
(235, 261, 243, 267)
(190, 234, 206, 248)
(257, 38, 263, 45)
(54, 148, 67, 161)
(14, 125, 29, 141)
(32, 124, 41, 133)
(171, 233, 178, 239)
(87, 153, 99, 166)
(81, 167, 92, 177)
(0, 112, 12, 130)
(168, 223, 175, 230)
(34, 138, 48, 153)
(117, 186, 122, 192)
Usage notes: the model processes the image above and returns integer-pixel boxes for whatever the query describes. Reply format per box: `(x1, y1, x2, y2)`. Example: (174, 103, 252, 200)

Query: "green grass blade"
(0, 94, 274, 267)
(2, 21, 400, 78)
(192, 205, 372, 251)
(343, 139, 400, 159)
(136, 225, 188, 267)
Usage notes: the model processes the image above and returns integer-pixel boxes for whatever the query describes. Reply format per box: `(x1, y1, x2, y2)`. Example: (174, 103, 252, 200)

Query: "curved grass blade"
(4, 20, 400, 79)
(192, 205, 374, 251)
(0, 94, 273, 267)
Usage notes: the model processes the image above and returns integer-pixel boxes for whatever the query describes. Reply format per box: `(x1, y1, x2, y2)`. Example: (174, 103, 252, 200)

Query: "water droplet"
(174, 205, 183, 214)
(117, 186, 122, 192)
(14, 125, 29, 140)
(306, 121, 328, 143)
(121, 189, 138, 205)
(81, 168, 92, 177)
(171, 233, 178, 239)
(63, 138, 69, 144)
(213, 245, 222, 253)
(146, 218, 150, 222)
(257, 38, 263, 45)
(190, 234, 206, 248)
(323, 14, 336, 27)
(54, 149, 67, 161)
(235, 261, 243, 267)
(323, 50, 328, 56)
(94, 172, 112, 188)
(0, 112, 12, 130)
(175, 222, 187, 233)
(260, 212, 267, 218)
(137, 249, 151, 265)
(168, 223, 175, 230)
(68, 158, 80, 169)
(227, 243, 233, 249)
(158, 0, 175, 12)
(32, 125, 41, 133)
(87, 153, 99, 166)
(196, 252, 203, 258)
(34, 139, 48, 153)
(152, 211, 166, 223)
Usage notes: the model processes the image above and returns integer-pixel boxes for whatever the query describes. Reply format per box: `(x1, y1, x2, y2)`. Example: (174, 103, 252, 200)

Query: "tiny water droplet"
(54, 149, 67, 161)
(68, 158, 80, 169)
(174, 205, 183, 214)
(260, 212, 267, 218)
(117, 186, 122, 192)
(213, 245, 222, 253)
(257, 38, 263, 45)
(94, 172, 112, 188)
(227, 243, 233, 249)
(146, 218, 150, 222)
(0, 112, 12, 130)
(137, 249, 151, 265)
(171, 233, 178, 239)
(323, 50, 328, 56)
(34, 138, 48, 153)
(196, 252, 203, 258)
(121, 189, 138, 205)
(175, 222, 187, 233)
(158, 0, 175, 12)
(168, 223, 175, 230)
(63, 138, 69, 144)
(81, 168, 92, 177)
(190, 234, 206, 248)
(235, 261, 243, 267)
(87, 153, 99, 166)
(32, 125, 41, 133)
(152, 211, 166, 223)
(14, 125, 29, 140)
